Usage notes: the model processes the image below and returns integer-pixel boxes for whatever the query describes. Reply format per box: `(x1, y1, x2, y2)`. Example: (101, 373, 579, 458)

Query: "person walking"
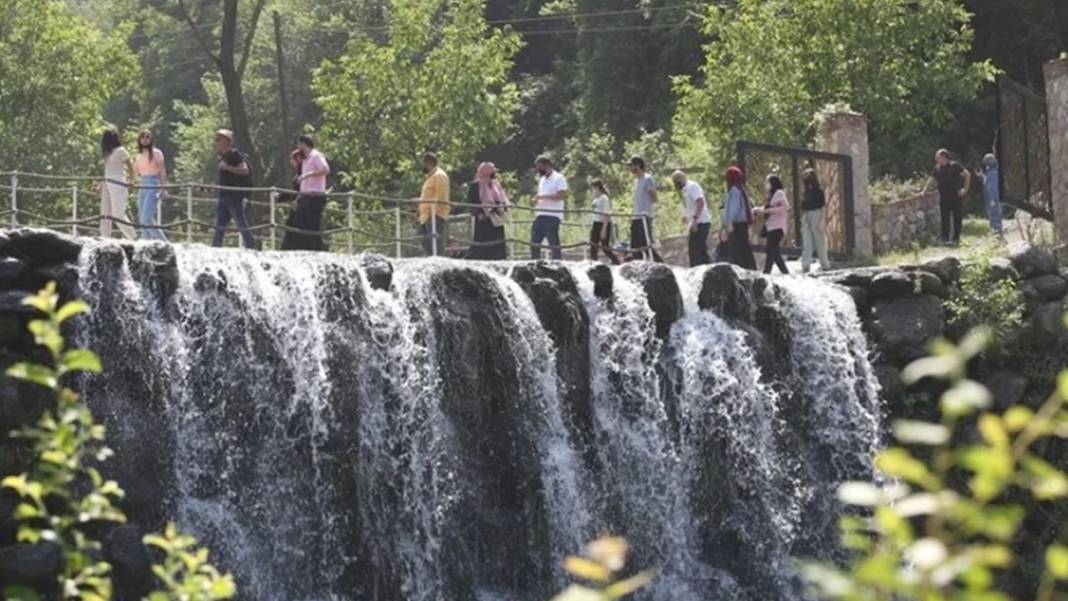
(530, 156, 568, 260)
(211, 129, 259, 249)
(755, 174, 790, 274)
(466, 162, 509, 260)
(672, 170, 711, 267)
(922, 148, 971, 246)
(418, 152, 450, 256)
(799, 168, 831, 273)
(975, 153, 1004, 241)
(588, 179, 620, 264)
(134, 130, 168, 241)
(282, 135, 330, 251)
(721, 165, 756, 270)
(628, 157, 663, 262)
(98, 128, 138, 240)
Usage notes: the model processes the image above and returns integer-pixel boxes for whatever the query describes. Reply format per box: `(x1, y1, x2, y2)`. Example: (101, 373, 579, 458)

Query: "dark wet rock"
(921, 256, 961, 285)
(1019, 274, 1068, 304)
(24, 263, 80, 302)
(989, 258, 1020, 282)
(130, 243, 179, 303)
(1025, 301, 1067, 350)
(868, 270, 917, 300)
(1011, 245, 1059, 278)
(820, 266, 891, 289)
(911, 270, 946, 298)
(983, 371, 1029, 408)
(620, 261, 682, 339)
(867, 295, 945, 367)
(2, 229, 81, 264)
(698, 263, 753, 322)
(0, 257, 27, 287)
(875, 364, 906, 419)
(587, 264, 612, 300)
(105, 525, 153, 601)
(0, 372, 53, 447)
(843, 285, 869, 315)
(356, 253, 393, 291)
(0, 542, 61, 592)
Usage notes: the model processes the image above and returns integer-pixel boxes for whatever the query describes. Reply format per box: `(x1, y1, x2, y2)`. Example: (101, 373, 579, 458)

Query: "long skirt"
(727, 222, 756, 270)
(467, 216, 506, 260)
(282, 194, 326, 251)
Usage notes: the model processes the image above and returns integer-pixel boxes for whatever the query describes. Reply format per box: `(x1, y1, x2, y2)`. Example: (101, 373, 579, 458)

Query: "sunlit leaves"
(552, 536, 655, 600)
(143, 523, 236, 601)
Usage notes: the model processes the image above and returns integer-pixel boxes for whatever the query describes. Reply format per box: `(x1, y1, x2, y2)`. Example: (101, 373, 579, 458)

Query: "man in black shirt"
(212, 129, 259, 249)
(922, 148, 971, 245)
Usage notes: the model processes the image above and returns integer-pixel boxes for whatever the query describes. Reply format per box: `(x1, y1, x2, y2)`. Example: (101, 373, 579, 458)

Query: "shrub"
(550, 536, 656, 601)
(944, 256, 1025, 350)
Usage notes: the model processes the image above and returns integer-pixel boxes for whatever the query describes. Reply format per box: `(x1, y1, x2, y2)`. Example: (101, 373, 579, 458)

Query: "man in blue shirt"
(975, 153, 1004, 241)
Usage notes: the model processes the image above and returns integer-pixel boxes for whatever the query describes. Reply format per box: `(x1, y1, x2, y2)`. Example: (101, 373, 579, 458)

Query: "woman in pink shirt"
(134, 130, 169, 241)
(282, 135, 330, 251)
(754, 174, 790, 274)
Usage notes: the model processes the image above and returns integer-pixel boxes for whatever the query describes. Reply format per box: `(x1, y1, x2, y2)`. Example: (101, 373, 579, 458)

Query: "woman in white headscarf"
(466, 162, 510, 260)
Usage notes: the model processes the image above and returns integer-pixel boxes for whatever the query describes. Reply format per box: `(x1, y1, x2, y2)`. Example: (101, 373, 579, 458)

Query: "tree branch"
(238, 0, 269, 80)
(176, 0, 221, 67)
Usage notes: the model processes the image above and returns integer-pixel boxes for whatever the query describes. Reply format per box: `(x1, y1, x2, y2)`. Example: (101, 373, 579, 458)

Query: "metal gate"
(736, 140, 855, 259)
(996, 75, 1053, 219)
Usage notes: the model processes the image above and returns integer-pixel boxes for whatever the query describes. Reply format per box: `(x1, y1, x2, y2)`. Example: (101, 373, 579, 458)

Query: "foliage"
(0, 0, 138, 174)
(803, 324, 1068, 600)
(870, 176, 930, 205)
(550, 536, 656, 601)
(314, 0, 523, 193)
(672, 0, 995, 172)
(945, 255, 1025, 349)
(1, 284, 234, 601)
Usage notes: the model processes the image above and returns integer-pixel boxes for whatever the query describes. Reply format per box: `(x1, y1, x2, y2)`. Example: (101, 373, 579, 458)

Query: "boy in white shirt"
(672, 170, 712, 266)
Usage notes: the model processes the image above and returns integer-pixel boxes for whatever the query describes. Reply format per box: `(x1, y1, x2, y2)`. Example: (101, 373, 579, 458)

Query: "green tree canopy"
(0, 0, 138, 174)
(671, 0, 995, 172)
(314, 0, 523, 192)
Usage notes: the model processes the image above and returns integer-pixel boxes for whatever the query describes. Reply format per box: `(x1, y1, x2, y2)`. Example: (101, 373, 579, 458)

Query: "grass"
(874, 216, 1022, 266)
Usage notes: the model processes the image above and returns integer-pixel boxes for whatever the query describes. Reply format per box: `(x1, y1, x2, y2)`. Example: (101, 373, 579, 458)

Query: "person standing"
(281, 148, 305, 250)
(99, 128, 138, 240)
(530, 156, 568, 260)
(721, 165, 756, 270)
(799, 168, 831, 273)
(418, 152, 450, 256)
(211, 129, 259, 250)
(282, 135, 330, 251)
(628, 157, 663, 262)
(755, 174, 790, 274)
(672, 170, 711, 267)
(134, 130, 168, 241)
(588, 179, 619, 264)
(975, 153, 1004, 241)
(922, 149, 971, 246)
(466, 162, 509, 260)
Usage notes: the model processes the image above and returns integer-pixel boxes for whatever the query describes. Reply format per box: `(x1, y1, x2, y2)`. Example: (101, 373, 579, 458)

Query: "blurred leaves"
(551, 536, 655, 601)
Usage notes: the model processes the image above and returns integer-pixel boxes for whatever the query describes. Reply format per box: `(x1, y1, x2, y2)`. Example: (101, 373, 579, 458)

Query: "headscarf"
(725, 165, 753, 224)
(477, 162, 509, 213)
(982, 153, 998, 171)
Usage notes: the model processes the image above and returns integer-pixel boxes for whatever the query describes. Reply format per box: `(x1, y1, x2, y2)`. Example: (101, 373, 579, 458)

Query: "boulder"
(869, 270, 916, 301)
(586, 264, 612, 300)
(0, 542, 61, 591)
(874, 364, 906, 420)
(1019, 274, 1068, 303)
(2, 229, 81, 265)
(843, 285, 869, 316)
(0, 257, 27, 288)
(921, 256, 961, 285)
(356, 253, 393, 291)
(867, 295, 945, 367)
(620, 261, 682, 339)
(1011, 245, 1059, 278)
(0, 290, 35, 347)
(982, 371, 1029, 408)
(821, 266, 890, 289)
(1024, 301, 1067, 350)
(698, 263, 753, 322)
(989, 258, 1020, 282)
(104, 525, 153, 601)
(130, 242, 179, 303)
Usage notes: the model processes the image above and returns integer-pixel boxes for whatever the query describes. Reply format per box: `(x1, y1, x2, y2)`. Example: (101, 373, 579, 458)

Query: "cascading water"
(73, 242, 879, 601)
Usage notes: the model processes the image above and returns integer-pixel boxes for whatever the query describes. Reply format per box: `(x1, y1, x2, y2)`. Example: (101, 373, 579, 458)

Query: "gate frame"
(737, 140, 856, 259)
(995, 75, 1054, 221)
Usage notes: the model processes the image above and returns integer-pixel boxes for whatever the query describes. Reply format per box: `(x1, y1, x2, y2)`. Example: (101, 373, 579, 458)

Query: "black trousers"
(688, 223, 711, 267)
(589, 222, 620, 264)
(728, 223, 756, 270)
(939, 194, 963, 242)
(467, 216, 506, 260)
(629, 217, 663, 262)
(763, 228, 789, 274)
(281, 194, 326, 251)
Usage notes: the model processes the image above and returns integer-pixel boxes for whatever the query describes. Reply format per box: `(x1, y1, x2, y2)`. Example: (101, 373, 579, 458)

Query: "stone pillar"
(816, 110, 874, 257)
(1045, 56, 1068, 244)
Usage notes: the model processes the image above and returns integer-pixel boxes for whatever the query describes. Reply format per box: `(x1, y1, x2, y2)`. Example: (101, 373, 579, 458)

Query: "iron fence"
(996, 75, 1053, 220)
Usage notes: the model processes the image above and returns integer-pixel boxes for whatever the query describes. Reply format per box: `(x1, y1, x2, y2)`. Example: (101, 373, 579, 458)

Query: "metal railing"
(0, 171, 663, 260)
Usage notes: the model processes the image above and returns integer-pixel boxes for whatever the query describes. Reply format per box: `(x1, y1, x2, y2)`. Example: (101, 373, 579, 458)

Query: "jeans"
(763, 228, 789, 274)
(418, 215, 447, 256)
(212, 195, 258, 249)
(985, 196, 1003, 235)
(530, 215, 562, 260)
(800, 209, 830, 271)
(939, 194, 963, 242)
(137, 175, 167, 241)
(687, 223, 711, 267)
(629, 217, 663, 262)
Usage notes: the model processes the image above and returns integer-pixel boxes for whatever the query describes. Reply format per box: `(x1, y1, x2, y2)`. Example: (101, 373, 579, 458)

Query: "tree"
(671, 0, 994, 173)
(314, 0, 523, 192)
(0, 0, 137, 174)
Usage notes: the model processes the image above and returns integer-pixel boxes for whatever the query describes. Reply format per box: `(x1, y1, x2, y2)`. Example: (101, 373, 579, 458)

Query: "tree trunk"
(219, 0, 264, 184)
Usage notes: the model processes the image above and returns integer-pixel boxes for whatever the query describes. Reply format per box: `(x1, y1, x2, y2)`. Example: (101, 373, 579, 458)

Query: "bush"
(944, 256, 1025, 350)
(549, 536, 655, 601)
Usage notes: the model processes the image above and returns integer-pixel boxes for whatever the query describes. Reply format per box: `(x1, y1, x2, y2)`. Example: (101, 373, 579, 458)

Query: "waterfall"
(73, 243, 879, 601)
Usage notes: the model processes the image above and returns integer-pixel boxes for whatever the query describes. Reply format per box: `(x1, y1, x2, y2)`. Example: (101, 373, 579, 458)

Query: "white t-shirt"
(591, 193, 611, 223)
(536, 170, 568, 219)
(681, 180, 711, 224)
(104, 147, 130, 182)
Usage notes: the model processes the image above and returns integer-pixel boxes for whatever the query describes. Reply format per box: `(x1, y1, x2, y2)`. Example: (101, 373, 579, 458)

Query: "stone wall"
(871, 192, 942, 255)
(817, 110, 874, 257)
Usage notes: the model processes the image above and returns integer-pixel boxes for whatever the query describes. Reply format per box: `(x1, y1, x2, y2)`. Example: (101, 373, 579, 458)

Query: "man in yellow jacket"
(418, 152, 450, 256)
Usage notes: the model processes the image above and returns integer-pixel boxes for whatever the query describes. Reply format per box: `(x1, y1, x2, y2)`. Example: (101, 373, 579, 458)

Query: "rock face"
(1011, 245, 1059, 278)
(868, 295, 945, 366)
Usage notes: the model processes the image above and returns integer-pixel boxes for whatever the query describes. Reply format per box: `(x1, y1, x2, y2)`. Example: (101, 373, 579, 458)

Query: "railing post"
(71, 185, 78, 237)
(269, 189, 278, 250)
(185, 185, 193, 243)
(9, 174, 17, 227)
(394, 205, 402, 259)
(346, 193, 354, 254)
(430, 211, 438, 257)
